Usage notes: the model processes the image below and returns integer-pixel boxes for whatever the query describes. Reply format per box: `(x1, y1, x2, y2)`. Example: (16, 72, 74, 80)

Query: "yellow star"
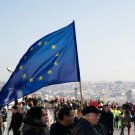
(44, 41, 48, 45)
(19, 65, 23, 70)
(51, 45, 56, 49)
(47, 70, 52, 75)
(38, 41, 42, 46)
(38, 76, 43, 81)
(30, 47, 34, 51)
(54, 61, 58, 66)
(29, 78, 33, 83)
(22, 74, 27, 79)
(55, 53, 59, 57)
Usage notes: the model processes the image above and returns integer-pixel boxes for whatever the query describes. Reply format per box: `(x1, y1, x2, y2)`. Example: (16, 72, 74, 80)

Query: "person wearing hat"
(71, 105, 101, 135)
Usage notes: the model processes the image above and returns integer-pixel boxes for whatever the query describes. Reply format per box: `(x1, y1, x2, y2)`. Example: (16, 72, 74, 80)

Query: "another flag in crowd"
(0, 21, 80, 107)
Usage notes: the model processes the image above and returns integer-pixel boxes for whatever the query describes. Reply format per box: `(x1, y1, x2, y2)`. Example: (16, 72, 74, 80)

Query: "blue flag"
(0, 21, 80, 107)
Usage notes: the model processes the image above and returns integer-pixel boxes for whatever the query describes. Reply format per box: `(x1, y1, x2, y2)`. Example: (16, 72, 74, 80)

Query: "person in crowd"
(46, 109, 53, 128)
(37, 96, 44, 107)
(22, 106, 50, 135)
(72, 107, 82, 128)
(1, 108, 7, 134)
(132, 111, 135, 130)
(32, 98, 39, 107)
(123, 110, 132, 135)
(119, 111, 125, 135)
(53, 106, 59, 122)
(112, 107, 121, 128)
(27, 98, 33, 108)
(20, 102, 29, 117)
(8, 105, 23, 135)
(0, 114, 3, 135)
(50, 106, 74, 135)
(71, 105, 101, 135)
(100, 105, 114, 135)
(122, 101, 132, 111)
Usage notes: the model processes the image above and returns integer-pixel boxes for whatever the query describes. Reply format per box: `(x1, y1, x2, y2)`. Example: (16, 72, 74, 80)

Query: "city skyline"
(1, 1, 135, 82)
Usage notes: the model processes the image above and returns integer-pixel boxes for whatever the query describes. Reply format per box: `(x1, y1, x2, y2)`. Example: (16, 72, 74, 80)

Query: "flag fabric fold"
(0, 21, 80, 107)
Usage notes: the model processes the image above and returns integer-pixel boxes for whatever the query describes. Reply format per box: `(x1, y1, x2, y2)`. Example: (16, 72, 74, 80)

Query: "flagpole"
(72, 20, 83, 108)
(79, 81, 83, 108)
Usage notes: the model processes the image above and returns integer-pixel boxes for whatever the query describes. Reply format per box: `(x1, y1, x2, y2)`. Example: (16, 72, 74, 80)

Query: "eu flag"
(0, 21, 80, 107)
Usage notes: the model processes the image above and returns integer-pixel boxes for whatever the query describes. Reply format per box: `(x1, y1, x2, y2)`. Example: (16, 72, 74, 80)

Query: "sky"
(1, 0, 135, 82)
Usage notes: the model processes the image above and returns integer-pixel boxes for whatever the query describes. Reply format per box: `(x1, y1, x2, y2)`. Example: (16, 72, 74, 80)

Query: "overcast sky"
(1, 1, 135, 82)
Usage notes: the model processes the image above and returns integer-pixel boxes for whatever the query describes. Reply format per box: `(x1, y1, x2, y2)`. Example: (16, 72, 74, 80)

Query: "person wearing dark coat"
(100, 105, 114, 135)
(50, 106, 74, 135)
(71, 106, 101, 135)
(8, 105, 23, 135)
(22, 106, 50, 135)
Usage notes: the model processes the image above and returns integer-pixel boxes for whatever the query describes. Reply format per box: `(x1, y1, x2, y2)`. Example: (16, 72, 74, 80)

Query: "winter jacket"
(22, 115, 49, 135)
(71, 118, 99, 135)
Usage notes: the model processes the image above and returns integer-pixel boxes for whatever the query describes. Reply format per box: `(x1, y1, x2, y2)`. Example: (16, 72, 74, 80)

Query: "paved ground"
(114, 127, 135, 135)
(3, 110, 135, 135)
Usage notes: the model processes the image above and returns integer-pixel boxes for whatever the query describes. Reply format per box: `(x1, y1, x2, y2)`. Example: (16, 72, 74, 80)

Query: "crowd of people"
(0, 96, 135, 135)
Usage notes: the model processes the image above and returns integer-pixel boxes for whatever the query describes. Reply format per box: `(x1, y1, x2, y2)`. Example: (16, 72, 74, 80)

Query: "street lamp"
(75, 87, 77, 100)
(6, 67, 13, 73)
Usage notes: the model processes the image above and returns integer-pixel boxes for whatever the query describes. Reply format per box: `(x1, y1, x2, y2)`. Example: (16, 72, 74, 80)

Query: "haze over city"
(1, 1, 135, 82)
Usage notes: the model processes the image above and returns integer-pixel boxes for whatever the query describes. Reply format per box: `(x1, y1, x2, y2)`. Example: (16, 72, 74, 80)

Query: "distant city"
(1, 81, 135, 104)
